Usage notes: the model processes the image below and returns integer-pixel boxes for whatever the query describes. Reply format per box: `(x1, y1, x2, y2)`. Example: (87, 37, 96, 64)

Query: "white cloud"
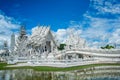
(90, 0, 120, 14)
(53, 29, 68, 43)
(82, 0, 120, 48)
(0, 15, 20, 29)
(53, 28, 82, 43)
(109, 29, 120, 44)
(83, 14, 120, 39)
(52, 0, 120, 48)
(65, 0, 120, 48)
(0, 11, 20, 47)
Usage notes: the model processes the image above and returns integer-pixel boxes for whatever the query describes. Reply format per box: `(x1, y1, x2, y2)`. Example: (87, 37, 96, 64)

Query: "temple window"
(45, 46, 47, 51)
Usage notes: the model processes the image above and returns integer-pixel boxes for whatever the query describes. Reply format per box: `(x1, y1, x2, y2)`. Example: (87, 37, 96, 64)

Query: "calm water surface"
(0, 66, 120, 80)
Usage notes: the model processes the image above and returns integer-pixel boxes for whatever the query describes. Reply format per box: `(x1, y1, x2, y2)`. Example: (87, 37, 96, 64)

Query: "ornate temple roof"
(28, 26, 55, 47)
(65, 33, 86, 48)
(31, 26, 50, 38)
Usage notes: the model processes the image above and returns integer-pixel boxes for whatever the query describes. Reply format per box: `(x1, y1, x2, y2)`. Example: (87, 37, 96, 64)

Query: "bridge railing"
(9, 57, 120, 64)
(65, 48, 120, 54)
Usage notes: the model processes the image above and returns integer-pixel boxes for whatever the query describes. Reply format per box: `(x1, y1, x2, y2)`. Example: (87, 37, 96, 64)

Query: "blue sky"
(0, 0, 89, 31)
(0, 0, 120, 48)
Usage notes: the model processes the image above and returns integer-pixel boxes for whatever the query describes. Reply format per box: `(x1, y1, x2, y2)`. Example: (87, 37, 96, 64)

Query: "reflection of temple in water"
(0, 66, 120, 80)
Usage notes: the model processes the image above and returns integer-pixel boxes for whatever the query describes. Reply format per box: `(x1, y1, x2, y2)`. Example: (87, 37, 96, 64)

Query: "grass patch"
(0, 62, 8, 69)
(0, 62, 120, 71)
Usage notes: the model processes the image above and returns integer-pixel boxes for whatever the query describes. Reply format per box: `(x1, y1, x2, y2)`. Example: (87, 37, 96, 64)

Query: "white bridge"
(64, 49, 120, 57)
(7, 48, 120, 67)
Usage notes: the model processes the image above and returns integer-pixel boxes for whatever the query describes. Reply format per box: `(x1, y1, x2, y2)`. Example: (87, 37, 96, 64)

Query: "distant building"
(3, 40, 9, 55)
(10, 33, 15, 52)
(0, 40, 9, 61)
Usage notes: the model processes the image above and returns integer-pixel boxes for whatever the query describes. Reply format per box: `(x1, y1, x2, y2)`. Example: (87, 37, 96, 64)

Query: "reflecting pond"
(0, 66, 120, 80)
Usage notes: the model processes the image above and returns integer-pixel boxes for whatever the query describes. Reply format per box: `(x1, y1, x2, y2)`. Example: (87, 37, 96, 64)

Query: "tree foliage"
(57, 44, 66, 50)
(101, 44, 115, 49)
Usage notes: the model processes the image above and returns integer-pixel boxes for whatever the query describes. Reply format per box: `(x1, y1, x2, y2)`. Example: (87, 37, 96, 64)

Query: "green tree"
(57, 44, 66, 50)
(101, 44, 114, 49)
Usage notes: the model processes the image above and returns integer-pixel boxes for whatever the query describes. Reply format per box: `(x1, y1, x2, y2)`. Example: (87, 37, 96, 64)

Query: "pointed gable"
(28, 26, 56, 47)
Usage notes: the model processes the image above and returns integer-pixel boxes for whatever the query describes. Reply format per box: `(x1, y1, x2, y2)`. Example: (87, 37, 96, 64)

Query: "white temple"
(27, 26, 57, 59)
(0, 25, 120, 66)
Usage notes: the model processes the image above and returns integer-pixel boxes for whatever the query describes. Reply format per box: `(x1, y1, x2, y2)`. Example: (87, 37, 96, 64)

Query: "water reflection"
(0, 66, 120, 80)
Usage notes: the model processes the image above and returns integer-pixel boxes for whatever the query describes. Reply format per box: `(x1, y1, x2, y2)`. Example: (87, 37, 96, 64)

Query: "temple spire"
(20, 26, 26, 36)
(15, 25, 28, 57)
(4, 40, 8, 50)
(18, 25, 27, 41)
